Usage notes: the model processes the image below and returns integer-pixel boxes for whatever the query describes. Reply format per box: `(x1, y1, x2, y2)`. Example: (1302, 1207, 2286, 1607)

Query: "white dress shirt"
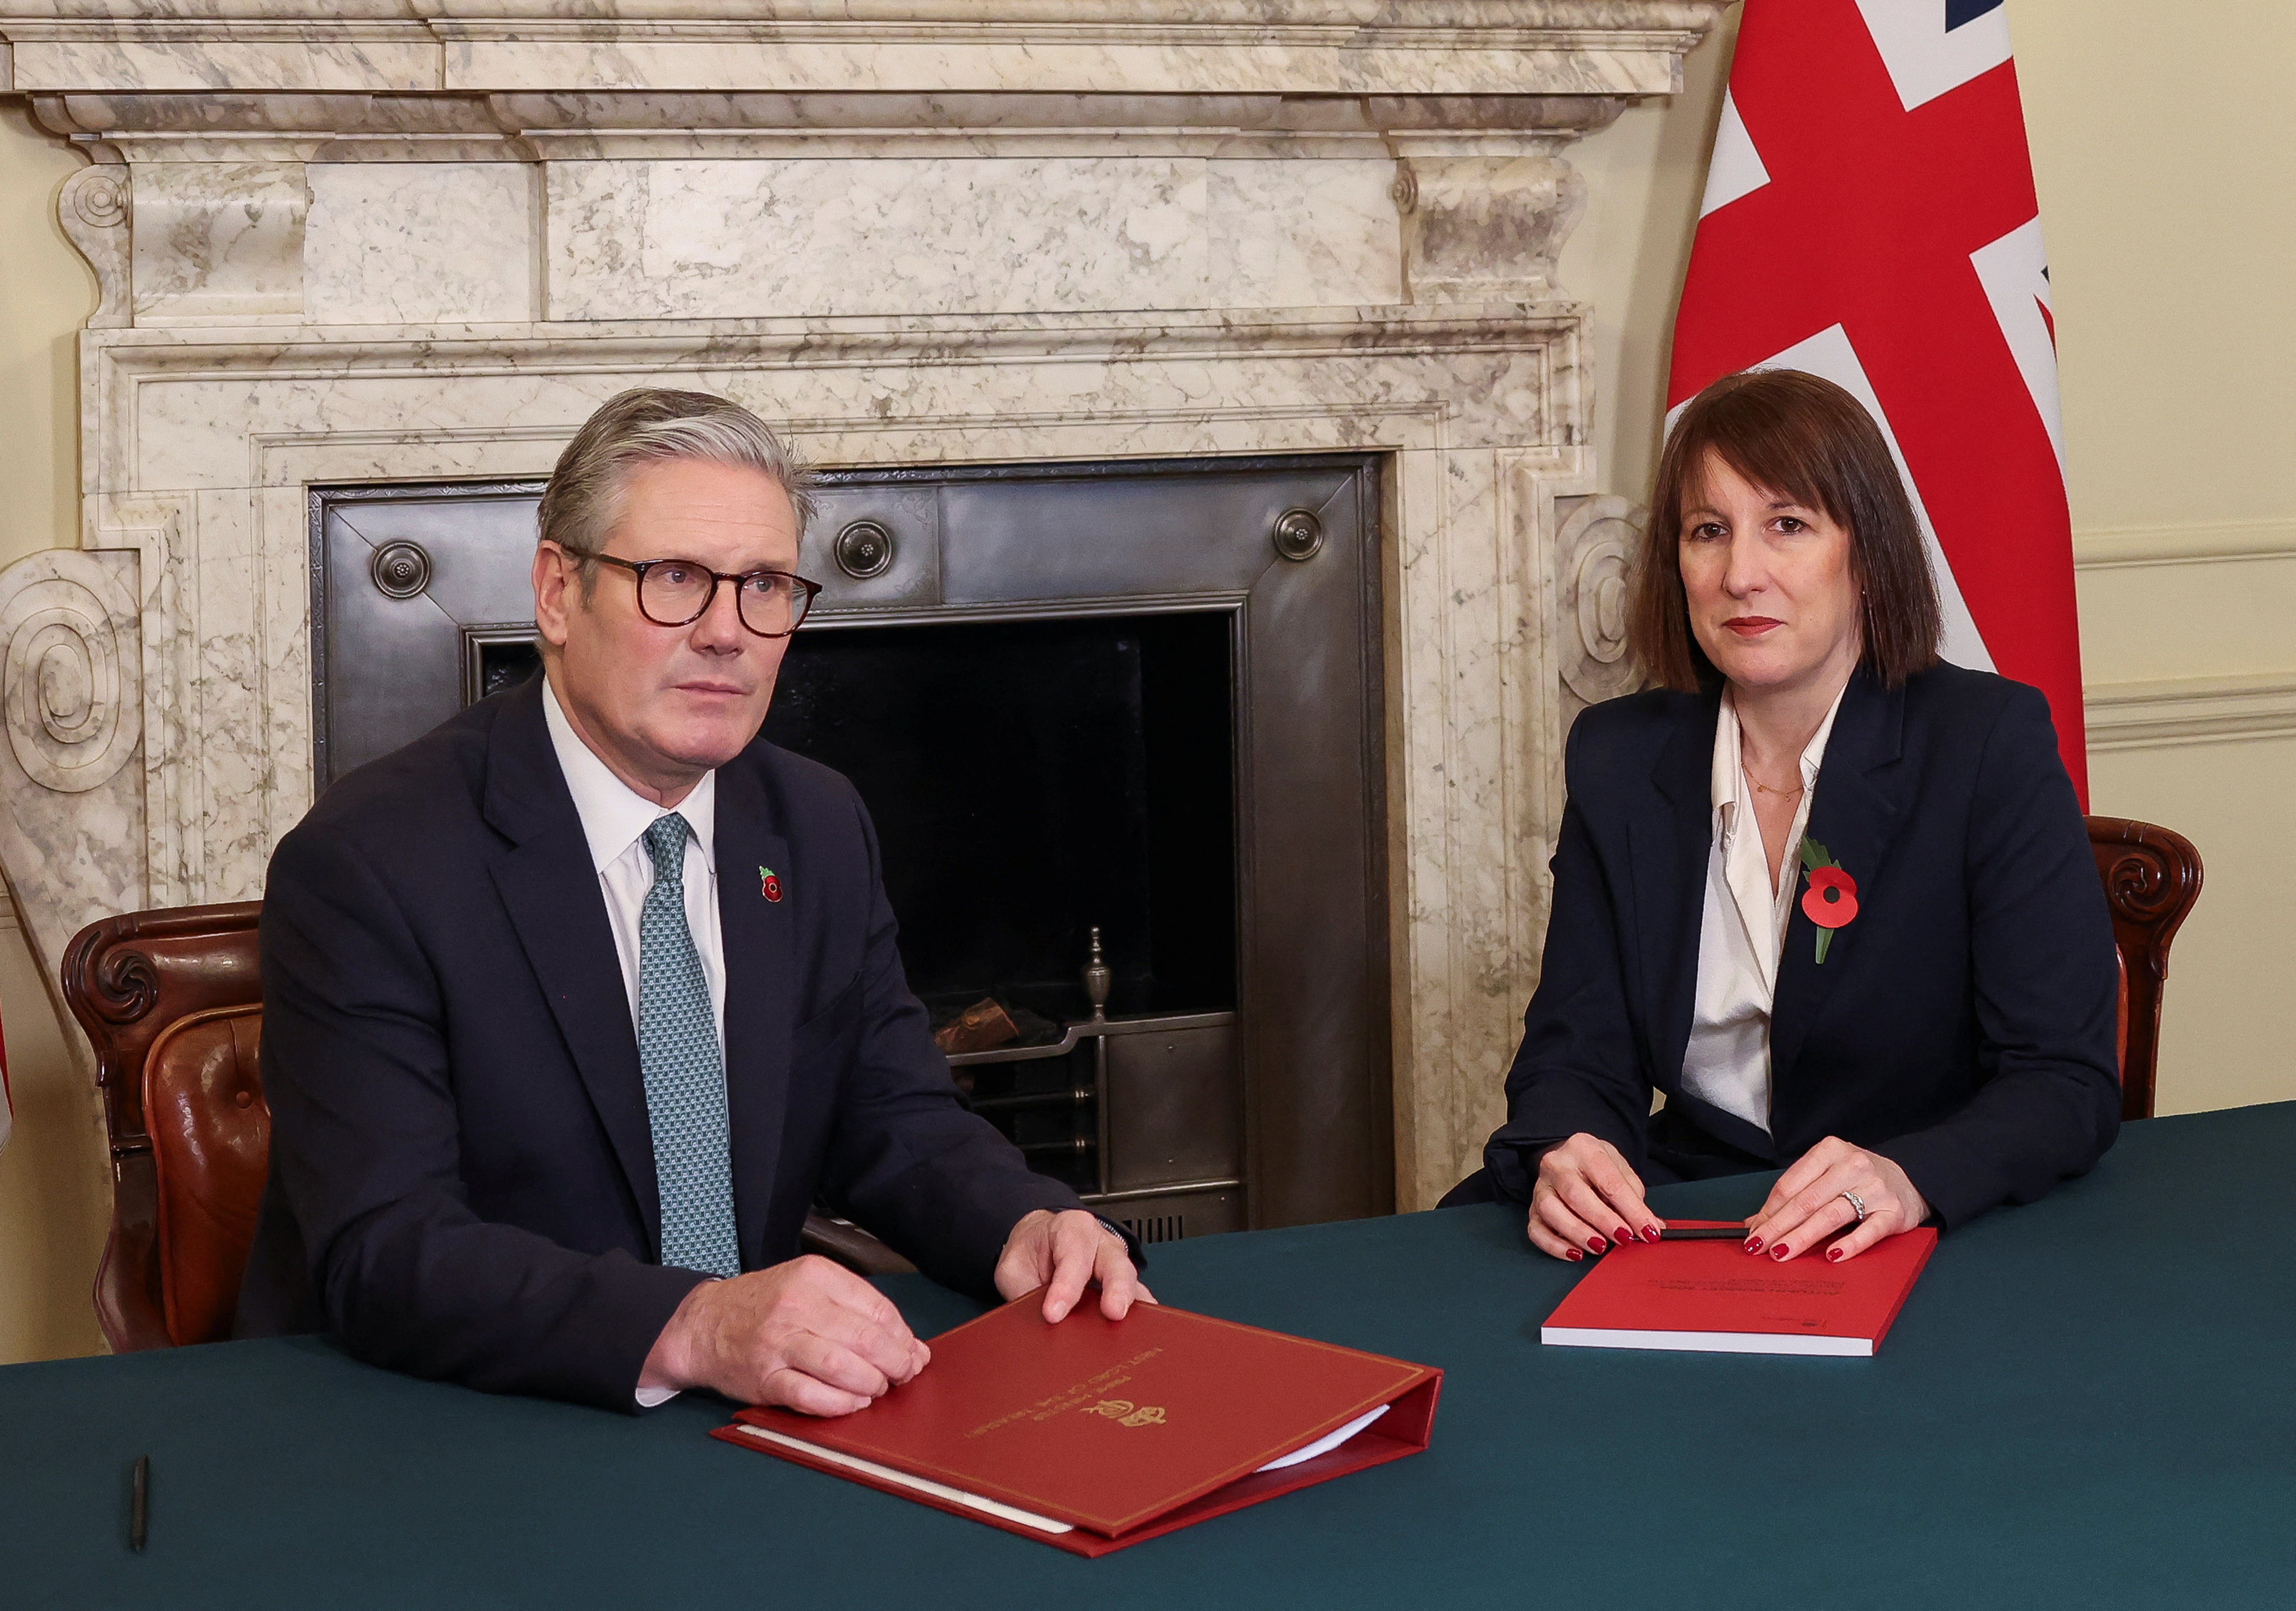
(1677, 681, 1849, 1136)
(543, 681, 727, 1409)
(542, 679, 727, 1049)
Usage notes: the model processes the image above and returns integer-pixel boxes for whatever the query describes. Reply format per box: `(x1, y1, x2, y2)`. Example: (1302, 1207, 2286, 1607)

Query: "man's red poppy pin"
(1797, 836, 1858, 964)
(758, 865, 783, 904)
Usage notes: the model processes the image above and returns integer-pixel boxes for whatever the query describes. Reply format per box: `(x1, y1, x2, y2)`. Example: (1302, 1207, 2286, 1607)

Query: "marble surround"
(0, 0, 1720, 1210)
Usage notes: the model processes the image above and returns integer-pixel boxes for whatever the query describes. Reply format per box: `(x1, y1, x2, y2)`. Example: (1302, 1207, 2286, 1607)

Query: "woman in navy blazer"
(1471, 369, 2120, 1266)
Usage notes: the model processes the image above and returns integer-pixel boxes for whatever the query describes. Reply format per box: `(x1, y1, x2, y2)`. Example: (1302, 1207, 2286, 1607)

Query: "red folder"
(1541, 1221, 1938, 1356)
(711, 1294, 1441, 1555)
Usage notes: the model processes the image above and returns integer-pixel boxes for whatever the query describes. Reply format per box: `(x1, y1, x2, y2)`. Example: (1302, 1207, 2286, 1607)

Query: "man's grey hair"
(536, 388, 817, 588)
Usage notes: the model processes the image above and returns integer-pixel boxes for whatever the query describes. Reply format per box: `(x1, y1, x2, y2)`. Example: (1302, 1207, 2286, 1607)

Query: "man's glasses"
(588, 553, 824, 638)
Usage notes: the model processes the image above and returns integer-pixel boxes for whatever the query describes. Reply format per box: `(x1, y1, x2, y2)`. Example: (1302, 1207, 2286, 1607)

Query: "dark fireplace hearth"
(763, 610, 1237, 1025)
(311, 454, 1391, 1242)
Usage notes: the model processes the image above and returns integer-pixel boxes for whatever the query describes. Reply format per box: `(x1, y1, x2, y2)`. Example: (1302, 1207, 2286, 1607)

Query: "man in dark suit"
(239, 388, 1145, 1412)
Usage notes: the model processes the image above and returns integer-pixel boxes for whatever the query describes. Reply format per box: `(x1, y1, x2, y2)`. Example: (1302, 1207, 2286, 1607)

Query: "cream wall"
(2021, 0, 2296, 1116)
(2, 0, 2292, 1363)
(0, 97, 111, 1366)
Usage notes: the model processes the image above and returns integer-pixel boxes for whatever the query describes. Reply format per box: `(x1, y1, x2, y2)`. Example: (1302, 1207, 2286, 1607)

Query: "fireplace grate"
(1121, 1214, 1187, 1246)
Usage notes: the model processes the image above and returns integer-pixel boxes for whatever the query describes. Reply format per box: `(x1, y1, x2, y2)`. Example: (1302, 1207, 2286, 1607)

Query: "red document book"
(711, 1295, 1441, 1556)
(1541, 1221, 1938, 1356)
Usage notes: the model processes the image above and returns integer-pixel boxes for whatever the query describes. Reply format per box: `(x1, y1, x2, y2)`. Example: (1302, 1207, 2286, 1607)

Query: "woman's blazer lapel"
(1626, 690, 1721, 1100)
(1767, 670, 1910, 1103)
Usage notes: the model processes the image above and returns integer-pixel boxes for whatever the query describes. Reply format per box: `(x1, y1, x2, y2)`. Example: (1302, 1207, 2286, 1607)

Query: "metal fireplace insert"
(310, 454, 1391, 1244)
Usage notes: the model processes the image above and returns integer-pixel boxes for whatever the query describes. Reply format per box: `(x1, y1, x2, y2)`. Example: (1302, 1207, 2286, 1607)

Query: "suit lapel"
(1768, 670, 1907, 1099)
(711, 759, 794, 1273)
(1631, 690, 1721, 1094)
(480, 679, 661, 1247)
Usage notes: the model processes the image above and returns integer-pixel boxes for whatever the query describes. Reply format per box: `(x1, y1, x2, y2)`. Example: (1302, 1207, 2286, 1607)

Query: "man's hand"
(640, 1255, 930, 1416)
(994, 1208, 1154, 1323)
(1528, 1132, 1663, 1261)
(1745, 1136, 1929, 1263)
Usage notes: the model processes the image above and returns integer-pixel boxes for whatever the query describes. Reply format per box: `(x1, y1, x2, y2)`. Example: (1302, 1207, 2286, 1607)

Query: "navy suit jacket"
(237, 676, 1080, 1409)
(1483, 663, 2120, 1229)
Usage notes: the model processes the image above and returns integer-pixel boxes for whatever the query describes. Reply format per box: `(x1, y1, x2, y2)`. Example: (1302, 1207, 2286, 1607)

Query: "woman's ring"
(1841, 1190, 1868, 1223)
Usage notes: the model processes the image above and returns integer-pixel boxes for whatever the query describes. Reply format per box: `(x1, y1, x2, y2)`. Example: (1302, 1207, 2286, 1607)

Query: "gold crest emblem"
(1119, 1405, 1167, 1428)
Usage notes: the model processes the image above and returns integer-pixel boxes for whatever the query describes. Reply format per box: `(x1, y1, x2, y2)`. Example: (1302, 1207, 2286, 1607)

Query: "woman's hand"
(1529, 1134, 1663, 1261)
(1745, 1137, 1928, 1263)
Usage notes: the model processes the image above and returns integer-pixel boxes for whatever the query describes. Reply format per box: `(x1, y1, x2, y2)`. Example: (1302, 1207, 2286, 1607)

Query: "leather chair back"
(144, 1005, 267, 1345)
(62, 902, 264, 1351)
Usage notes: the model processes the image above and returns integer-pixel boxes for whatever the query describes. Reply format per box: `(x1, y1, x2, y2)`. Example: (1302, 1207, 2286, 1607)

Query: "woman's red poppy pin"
(758, 865, 783, 904)
(1797, 836, 1858, 964)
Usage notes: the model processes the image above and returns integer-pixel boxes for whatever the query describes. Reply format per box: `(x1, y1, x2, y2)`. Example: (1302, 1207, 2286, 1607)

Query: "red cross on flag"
(1668, 0, 2086, 802)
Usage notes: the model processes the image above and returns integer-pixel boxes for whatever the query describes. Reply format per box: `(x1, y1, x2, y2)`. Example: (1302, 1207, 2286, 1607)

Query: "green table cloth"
(5, 1104, 2292, 1609)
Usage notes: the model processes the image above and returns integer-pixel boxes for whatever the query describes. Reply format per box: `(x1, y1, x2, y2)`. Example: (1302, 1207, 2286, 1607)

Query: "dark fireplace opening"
(761, 611, 1237, 1027)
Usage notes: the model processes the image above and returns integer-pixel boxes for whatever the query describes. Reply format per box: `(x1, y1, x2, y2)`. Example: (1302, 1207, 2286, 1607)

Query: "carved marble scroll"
(2, 568, 140, 795)
(1556, 494, 1647, 709)
(57, 164, 131, 330)
(0, 550, 146, 978)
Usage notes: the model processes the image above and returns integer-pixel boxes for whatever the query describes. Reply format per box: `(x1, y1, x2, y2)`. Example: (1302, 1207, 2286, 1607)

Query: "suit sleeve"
(813, 793, 1084, 1295)
(1874, 683, 2122, 1227)
(1481, 720, 1659, 1202)
(260, 824, 705, 1411)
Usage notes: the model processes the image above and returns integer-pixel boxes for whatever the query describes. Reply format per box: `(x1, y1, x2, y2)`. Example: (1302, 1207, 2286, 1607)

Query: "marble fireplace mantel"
(0, 0, 1710, 1210)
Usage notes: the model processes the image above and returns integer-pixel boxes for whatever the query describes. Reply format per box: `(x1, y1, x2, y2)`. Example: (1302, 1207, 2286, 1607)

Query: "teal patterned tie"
(638, 814, 740, 1277)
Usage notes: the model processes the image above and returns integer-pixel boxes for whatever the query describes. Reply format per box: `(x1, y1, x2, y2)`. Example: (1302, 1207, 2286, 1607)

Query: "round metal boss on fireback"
(371, 541, 433, 600)
(1271, 508, 1325, 562)
(835, 519, 895, 579)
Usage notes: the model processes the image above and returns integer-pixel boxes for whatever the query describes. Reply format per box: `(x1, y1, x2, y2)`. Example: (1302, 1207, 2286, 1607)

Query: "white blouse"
(1678, 682, 1849, 1136)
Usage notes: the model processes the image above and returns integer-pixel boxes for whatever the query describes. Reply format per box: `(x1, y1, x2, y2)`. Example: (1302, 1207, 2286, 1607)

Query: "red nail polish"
(1614, 1227, 1633, 1246)
(1743, 1237, 1763, 1254)
(1587, 1237, 1606, 1254)
(1566, 1248, 1585, 1261)
(1644, 1226, 1663, 1244)
(1826, 1247, 1845, 1262)
(1770, 1244, 1791, 1261)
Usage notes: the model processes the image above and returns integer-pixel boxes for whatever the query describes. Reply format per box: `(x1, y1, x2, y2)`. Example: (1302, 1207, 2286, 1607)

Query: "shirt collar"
(1798, 678, 1850, 787)
(1710, 676, 1854, 822)
(542, 676, 717, 874)
(1711, 692, 1747, 821)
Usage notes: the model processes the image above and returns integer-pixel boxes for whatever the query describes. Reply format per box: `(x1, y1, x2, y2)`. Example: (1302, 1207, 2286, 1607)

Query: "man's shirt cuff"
(1093, 1213, 1148, 1272)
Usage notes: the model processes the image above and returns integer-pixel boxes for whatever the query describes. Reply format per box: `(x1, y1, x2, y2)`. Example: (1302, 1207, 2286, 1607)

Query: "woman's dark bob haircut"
(1631, 368, 1942, 692)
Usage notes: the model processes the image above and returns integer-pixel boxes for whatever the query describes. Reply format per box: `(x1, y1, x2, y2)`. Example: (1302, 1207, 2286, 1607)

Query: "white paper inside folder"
(732, 1425, 1077, 1534)
(1253, 1404, 1390, 1473)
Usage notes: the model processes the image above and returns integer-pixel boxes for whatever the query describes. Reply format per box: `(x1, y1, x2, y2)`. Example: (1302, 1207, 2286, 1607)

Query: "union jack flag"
(1669, 0, 2085, 800)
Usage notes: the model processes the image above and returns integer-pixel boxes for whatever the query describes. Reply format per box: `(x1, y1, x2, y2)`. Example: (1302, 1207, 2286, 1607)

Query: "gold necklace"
(1750, 776, 1804, 798)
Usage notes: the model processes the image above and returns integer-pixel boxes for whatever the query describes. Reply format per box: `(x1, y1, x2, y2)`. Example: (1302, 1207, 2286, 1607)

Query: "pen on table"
(130, 1454, 148, 1552)
(1657, 1226, 1750, 1241)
